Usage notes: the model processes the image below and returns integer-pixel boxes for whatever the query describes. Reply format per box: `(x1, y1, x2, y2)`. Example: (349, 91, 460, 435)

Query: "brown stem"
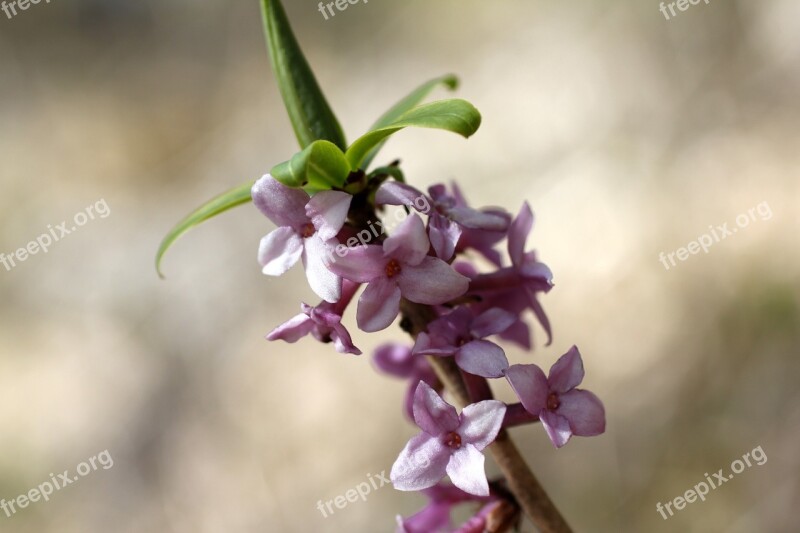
(400, 299, 573, 533)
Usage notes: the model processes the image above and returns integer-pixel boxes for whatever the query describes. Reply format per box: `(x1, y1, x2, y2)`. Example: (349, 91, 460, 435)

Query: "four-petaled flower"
(413, 307, 515, 378)
(266, 280, 361, 355)
(505, 346, 605, 448)
(252, 174, 351, 303)
(328, 213, 469, 332)
(391, 381, 506, 496)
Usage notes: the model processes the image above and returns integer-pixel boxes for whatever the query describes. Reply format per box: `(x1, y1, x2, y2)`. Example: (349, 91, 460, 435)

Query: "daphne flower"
(328, 213, 469, 332)
(252, 174, 351, 302)
(376, 181, 509, 261)
(505, 346, 605, 448)
(395, 482, 492, 533)
(413, 307, 515, 378)
(266, 281, 361, 355)
(467, 202, 554, 344)
(391, 381, 506, 496)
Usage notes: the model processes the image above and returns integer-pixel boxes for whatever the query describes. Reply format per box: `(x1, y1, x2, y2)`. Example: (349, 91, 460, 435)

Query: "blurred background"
(1, 0, 798, 531)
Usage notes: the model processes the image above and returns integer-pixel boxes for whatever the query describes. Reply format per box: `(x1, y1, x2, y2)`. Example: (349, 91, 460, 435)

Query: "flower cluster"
(254, 174, 606, 530)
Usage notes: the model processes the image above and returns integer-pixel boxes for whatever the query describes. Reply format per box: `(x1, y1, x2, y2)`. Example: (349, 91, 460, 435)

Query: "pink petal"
(458, 400, 506, 450)
(391, 433, 450, 491)
(526, 287, 553, 347)
(306, 190, 352, 241)
(548, 345, 584, 393)
(498, 319, 532, 350)
(556, 389, 606, 437)
(540, 410, 572, 448)
(376, 181, 431, 214)
(251, 174, 310, 229)
(446, 445, 489, 496)
(448, 206, 509, 231)
(330, 323, 362, 355)
(470, 308, 517, 338)
(356, 277, 401, 332)
(397, 257, 469, 305)
(413, 381, 460, 435)
(507, 202, 533, 267)
(455, 340, 509, 378)
(302, 236, 342, 303)
(412, 332, 458, 357)
(428, 214, 461, 261)
(326, 244, 386, 282)
(266, 313, 314, 343)
(258, 227, 303, 276)
(383, 214, 430, 266)
(504, 364, 548, 415)
(373, 343, 414, 377)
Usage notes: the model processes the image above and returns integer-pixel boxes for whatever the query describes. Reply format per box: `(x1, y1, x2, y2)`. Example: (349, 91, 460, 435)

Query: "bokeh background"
(1, 0, 798, 531)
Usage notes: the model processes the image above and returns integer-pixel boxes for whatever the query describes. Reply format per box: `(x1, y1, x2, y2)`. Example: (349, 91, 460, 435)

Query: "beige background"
(1, 0, 798, 531)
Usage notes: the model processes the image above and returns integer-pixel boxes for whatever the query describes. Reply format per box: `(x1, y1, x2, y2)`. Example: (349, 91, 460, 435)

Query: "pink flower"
(328, 213, 469, 332)
(412, 307, 515, 379)
(266, 280, 361, 355)
(395, 482, 492, 533)
(391, 382, 506, 496)
(505, 346, 605, 448)
(376, 181, 509, 261)
(252, 175, 351, 303)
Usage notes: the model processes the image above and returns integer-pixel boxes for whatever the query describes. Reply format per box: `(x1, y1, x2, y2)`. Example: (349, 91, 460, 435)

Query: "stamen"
(443, 431, 462, 449)
(301, 223, 315, 238)
(385, 259, 402, 278)
(546, 392, 560, 411)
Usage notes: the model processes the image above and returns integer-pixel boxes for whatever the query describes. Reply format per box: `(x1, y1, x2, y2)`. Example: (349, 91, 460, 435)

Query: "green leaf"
(271, 140, 351, 190)
(345, 99, 481, 169)
(261, 0, 347, 150)
(362, 74, 458, 169)
(156, 181, 254, 278)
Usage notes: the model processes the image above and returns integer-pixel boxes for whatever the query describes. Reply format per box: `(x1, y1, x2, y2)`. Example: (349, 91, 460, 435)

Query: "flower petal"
(540, 410, 572, 448)
(412, 332, 458, 357)
(448, 206, 509, 231)
(376, 181, 431, 214)
(504, 364, 548, 415)
(397, 257, 469, 305)
(470, 308, 517, 339)
(556, 389, 606, 437)
(356, 277, 401, 332)
(326, 244, 386, 282)
(373, 343, 415, 377)
(258, 227, 303, 276)
(548, 345, 584, 393)
(455, 340, 509, 378)
(265, 313, 314, 343)
(413, 381, 460, 435)
(446, 445, 489, 496)
(383, 214, 430, 266)
(302, 236, 342, 303)
(330, 322, 362, 355)
(391, 433, 450, 491)
(458, 400, 506, 450)
(252, 174, 310, 229)
(428, 214, 461, 261)
(507, 202, 533, 267)
(306, 190, 352, 241)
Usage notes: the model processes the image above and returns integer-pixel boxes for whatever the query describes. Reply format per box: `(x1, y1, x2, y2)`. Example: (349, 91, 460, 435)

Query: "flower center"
(443, 431, 462, 449)
(385, 259, 402, 278)
(301, 223, 316, 238)
(546, 392, 560, 411)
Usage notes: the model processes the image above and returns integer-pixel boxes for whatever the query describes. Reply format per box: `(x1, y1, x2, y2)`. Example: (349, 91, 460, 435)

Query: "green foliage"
(271, 140, 351, 189)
